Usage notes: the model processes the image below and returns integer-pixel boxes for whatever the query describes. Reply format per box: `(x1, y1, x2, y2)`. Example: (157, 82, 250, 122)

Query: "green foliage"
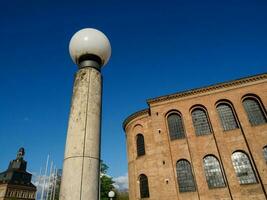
(100, 160, 109, 174)
(100, 161, 129, 200)
(100, 160, 115, 200)
(100, 175, 115, 200)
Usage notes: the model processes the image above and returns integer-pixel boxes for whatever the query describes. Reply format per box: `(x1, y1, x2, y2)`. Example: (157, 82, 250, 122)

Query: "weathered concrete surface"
(60, 67, 102, 200)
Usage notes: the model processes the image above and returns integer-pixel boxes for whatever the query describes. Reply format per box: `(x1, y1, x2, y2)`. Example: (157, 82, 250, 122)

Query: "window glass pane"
(139, 174, 149, 198)
(167, 113, 185, 140)
(137, 134, 145, 157)
(203, 156, 226, 188)
(231, 152, 257, 184)
(263, 147, 267, 163)
(192, 108, 212, 136)
(217, 104, 238, 131)
(243, 98, 267, 126)
(176, 160, 196, 192)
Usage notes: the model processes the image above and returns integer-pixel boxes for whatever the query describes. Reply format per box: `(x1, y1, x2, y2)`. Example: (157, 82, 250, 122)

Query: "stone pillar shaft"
(60, 67, 102, 200)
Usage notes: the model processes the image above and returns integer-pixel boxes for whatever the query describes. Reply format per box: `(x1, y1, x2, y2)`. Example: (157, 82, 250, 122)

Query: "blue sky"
(0, 0, 267, 182)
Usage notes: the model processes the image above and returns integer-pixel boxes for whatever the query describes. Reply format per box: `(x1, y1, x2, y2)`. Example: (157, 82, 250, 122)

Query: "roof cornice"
(122, 73, 267, 132)
(147, 73, 267, 105)
(122, 109, 149, 131)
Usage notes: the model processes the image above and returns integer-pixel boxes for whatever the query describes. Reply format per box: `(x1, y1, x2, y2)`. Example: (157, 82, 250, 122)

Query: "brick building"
(123, 73, 267, 200)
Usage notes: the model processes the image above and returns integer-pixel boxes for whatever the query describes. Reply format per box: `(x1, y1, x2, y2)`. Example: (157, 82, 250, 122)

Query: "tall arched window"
(231, 151, 257, 184)
(203, 155, 226, 188)
(139, 174, 149, 198)
(167, 112, 185, 140)
(192, 107, 212, 136)
(243, 97, 267, 126)
(136, 134, 145, 157)
(176, 160, 196, 192)
(217, 103, 238, 131)
(263, 146, 267, 163)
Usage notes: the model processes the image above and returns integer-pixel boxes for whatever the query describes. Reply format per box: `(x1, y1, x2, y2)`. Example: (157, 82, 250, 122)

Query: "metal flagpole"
(36, 167, 42, 200)
(50, 166, 56, 200)
(41, 154, 49, 200)
(46, 161, 53, 200)
(52, 168, 58, 200)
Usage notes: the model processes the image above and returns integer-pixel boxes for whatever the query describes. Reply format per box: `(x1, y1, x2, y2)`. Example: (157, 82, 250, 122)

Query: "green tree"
(100, 161, 115, 200)
(100, 161, 109, 174)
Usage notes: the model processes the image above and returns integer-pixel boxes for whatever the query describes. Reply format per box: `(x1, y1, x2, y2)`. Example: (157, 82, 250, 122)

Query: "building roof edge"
(122, 72, 267, 132)
(122, 109, 149, 132)
(147, 73, 267, 105)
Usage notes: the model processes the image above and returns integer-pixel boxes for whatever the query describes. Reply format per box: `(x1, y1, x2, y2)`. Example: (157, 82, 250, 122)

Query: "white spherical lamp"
(69, 28, 111, 68)
(108, 191, 115, 198)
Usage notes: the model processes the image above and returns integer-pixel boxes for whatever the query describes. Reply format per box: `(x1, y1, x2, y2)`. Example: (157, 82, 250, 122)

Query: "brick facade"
(123, 73, 267, 200)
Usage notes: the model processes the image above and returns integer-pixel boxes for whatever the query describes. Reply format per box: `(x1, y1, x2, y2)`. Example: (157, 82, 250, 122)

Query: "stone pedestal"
(60, 67, 102, 200)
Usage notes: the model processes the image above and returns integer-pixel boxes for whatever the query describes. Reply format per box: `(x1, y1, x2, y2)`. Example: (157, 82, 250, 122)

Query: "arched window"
(231, 151, 257, 184)
(192, 107, 212, 136)
(263, 146, 267, 163)
(136, 134, 145, 157)
(139, 174, 149, 198)
(203, 155, 226, 188)
(176, 160, 196, 192)
(167, 113, 185, 140)
(243, 97, 267, 126)
(217, 103, 238, 131)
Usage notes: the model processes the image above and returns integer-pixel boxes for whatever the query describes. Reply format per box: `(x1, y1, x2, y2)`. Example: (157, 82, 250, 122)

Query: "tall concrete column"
(60, 28, 111, 200)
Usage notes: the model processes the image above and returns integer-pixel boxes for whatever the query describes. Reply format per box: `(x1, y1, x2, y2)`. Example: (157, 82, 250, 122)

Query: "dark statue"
(16, 147, 25, 160)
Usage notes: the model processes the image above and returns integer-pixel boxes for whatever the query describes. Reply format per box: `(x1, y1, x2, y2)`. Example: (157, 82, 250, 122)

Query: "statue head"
(16, 147, 25, 160)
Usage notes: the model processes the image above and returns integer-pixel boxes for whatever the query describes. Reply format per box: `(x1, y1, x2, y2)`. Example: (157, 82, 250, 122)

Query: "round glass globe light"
(108, 191, 115, 198)
(69, 28, 111, 67)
